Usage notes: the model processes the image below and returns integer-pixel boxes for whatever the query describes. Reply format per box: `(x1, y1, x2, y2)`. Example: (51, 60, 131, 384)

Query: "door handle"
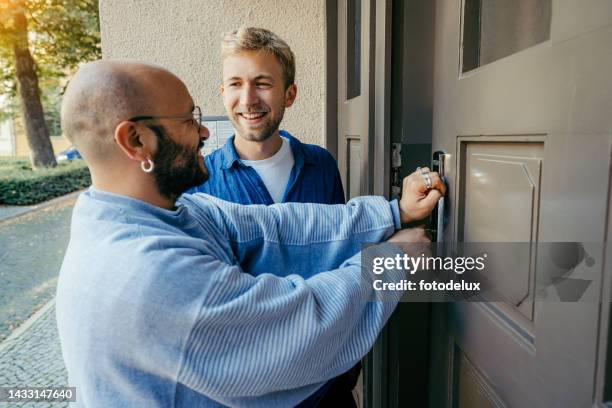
(431, 151, 447, 242)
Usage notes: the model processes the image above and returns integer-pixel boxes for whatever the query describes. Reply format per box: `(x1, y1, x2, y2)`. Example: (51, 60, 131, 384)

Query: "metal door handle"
(432, 151, 447, 242)
(436, 196, 445, 243)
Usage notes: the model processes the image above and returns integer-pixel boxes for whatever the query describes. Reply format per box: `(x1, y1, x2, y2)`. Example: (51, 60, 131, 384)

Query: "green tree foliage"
(0, 0, 101, 167)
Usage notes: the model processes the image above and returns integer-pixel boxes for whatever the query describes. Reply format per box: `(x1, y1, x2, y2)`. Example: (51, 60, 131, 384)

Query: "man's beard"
(148, 124, 208, 200)
(232, 105, 284, 142)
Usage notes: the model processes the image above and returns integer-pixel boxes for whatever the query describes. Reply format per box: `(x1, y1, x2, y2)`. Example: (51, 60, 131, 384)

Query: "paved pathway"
(0, 193, 79, 407)
(0, 300, 67, 408)
(0, 206, 34, 220)
(0, 196, 77, 342)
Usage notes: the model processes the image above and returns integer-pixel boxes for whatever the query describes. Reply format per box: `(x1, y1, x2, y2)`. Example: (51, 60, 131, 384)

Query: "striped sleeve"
(172, 194, 406, 403)
(186, 194, 399, 246)
(176, 245, 406, 402)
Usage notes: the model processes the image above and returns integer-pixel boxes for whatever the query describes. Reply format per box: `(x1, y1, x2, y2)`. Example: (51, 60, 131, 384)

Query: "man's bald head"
(61, 60, 184, 163)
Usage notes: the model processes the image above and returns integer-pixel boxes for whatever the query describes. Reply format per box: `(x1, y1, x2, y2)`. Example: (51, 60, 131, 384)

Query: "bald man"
(56, 59, 445, 407)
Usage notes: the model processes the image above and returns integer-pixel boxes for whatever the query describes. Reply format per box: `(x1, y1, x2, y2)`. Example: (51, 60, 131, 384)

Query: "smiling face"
(148, 121, 208, 199)
(221, 50, 297, 142)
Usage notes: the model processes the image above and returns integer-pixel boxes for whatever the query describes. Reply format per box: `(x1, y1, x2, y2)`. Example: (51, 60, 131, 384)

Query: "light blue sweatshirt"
(56, 188, 405, 407)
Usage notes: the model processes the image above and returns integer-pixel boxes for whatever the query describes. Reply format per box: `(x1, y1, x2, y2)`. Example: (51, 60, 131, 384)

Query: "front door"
(429, 1, 612, 407)
(337, 0, 373, 200)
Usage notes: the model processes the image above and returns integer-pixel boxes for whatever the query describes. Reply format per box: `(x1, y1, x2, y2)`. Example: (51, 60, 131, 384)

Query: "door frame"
(325, 0, 392, 406)
(596, 154, 612, 406)
(325, 0, 391, 197)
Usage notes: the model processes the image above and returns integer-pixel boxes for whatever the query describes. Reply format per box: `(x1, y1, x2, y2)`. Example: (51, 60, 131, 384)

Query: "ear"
(220, 83, 225, 97)
(114, 121, 157, 162)
(284, 84, 297, 107)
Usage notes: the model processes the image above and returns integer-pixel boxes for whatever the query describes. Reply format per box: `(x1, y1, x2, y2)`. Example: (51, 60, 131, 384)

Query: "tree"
(0, 0, 100, 169)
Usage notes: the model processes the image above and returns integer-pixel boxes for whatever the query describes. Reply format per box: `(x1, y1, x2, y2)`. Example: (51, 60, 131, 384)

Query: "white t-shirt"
(241, 137, 295, 203)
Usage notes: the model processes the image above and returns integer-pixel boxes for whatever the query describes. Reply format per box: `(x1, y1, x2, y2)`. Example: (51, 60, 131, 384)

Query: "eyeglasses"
(128, 106, 202, 128)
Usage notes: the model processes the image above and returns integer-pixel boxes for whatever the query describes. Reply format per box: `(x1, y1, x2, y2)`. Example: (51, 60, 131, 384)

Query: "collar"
(219, 130, 316, 170)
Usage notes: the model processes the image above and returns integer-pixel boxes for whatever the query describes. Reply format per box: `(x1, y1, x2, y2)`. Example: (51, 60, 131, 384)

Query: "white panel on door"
(346, 137, 362, 199)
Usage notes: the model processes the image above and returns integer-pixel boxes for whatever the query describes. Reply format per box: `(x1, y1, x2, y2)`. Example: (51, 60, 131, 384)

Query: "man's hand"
(399, 167, 446, 223)
(387, 227, 430, 243)
(387, 227, 431, 257)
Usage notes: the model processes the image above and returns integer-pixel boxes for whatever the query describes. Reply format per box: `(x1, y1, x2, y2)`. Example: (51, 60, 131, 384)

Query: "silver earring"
(141, 158, 154, 173)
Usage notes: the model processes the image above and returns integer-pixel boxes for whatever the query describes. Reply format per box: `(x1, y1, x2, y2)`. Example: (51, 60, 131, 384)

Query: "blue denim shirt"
(56, 188, 404, 407)
(188, 130, 345, 205)
(189, 131, 347, 404)
(189, 130, 345, 406)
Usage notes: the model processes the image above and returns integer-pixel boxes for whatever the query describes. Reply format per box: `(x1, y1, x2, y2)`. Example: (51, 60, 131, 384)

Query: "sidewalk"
(0, 191, 81, 342)
(0, 299, 68, 408)
(0, 192, 79, 407)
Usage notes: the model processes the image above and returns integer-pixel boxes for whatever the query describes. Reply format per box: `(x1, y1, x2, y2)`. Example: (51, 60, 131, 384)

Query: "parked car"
(56, 146, 82, 162)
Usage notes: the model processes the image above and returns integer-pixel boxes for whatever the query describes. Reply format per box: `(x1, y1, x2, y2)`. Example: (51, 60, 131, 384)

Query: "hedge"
(0, 159, 91, 205)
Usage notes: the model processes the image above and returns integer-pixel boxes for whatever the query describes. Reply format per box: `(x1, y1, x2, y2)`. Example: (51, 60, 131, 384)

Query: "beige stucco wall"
(98, 0, 327, 147)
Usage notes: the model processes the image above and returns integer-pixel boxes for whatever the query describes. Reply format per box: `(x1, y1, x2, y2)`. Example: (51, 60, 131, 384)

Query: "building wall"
(0, 119, 15, 156)
(11, 118, 71, 158)
(15, 135, 71, 158)
(98, 0, 328, 147)
(0, 117, 71, 159)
